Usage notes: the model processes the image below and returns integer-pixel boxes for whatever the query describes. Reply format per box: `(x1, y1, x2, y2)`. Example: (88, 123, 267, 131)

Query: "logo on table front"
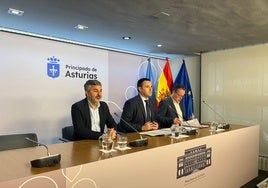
(177, 144, 211, 179)
(47, 56, 60, 78)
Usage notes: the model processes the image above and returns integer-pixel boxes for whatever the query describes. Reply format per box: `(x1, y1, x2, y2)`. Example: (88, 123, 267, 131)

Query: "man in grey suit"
(156, 84, 186, 128)
(118, 78, 159, 133)
(71, 80, 117, 140)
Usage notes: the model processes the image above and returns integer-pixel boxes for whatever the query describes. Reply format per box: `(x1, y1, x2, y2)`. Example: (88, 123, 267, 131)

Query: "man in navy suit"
(71, 80, 117, 140)
(118, 78, 159, 133)
(156, 84, 186, 128)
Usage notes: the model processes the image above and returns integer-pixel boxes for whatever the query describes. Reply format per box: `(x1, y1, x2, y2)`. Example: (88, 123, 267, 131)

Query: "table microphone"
(168, 105, 197, 135)
(25, 137, 61, 168)
(202, 100, 230, 129)
(114, 113, 148, 147)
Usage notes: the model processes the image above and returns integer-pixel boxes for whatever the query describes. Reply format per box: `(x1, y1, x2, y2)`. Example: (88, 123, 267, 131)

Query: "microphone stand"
(202, 101, 230, 129)
(25, 137, 50, 156)
(168, 105, 197, 135)
(114, 113, 148, 147)
(25, 137, 61, 167)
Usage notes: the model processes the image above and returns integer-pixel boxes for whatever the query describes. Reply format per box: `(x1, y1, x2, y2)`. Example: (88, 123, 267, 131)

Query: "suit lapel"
(148, 98, 155, 120)
(167, 97, 178, 117)
(83, 98, 92, 128)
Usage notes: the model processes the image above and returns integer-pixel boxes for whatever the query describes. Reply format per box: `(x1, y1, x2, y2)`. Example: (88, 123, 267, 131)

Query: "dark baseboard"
(241, 170, 268, 188)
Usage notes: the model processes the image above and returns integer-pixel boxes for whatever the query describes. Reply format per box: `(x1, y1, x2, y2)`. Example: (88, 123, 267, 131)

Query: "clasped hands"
(142, 121, 159, 131)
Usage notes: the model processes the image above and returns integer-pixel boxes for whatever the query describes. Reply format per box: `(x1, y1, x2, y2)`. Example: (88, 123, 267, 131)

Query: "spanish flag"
(156, 57, 173, 106)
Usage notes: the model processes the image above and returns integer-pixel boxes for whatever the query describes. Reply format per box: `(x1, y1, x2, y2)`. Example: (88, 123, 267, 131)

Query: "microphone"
(168, 105, 197, 135)
(25, 137, 61, 168)
(114, 113, 148, 147)
(202, 100, 230, 129)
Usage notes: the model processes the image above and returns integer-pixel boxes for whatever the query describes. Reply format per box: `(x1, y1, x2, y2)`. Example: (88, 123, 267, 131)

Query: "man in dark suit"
(156, 84, 186, 128)
(118, 78, 159, 133)
(71, 80, 117, 140)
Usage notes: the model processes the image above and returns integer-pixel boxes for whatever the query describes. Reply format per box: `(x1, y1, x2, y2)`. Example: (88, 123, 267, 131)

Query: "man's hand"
(173, 117, 182, 124)
(108, 128, 117, 140)
(142, 121, 159, 131)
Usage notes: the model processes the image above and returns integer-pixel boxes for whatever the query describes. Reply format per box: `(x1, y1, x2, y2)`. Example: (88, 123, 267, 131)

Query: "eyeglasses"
(174, 92, 185, 98)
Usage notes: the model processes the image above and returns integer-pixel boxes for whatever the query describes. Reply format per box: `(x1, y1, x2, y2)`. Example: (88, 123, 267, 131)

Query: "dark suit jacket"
(71, 98, 117, 140)
(118, 95, 157, 133)
(156, 96, 185, 128)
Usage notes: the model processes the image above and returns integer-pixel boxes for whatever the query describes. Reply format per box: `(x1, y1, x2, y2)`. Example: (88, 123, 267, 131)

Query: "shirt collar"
(140, 94, 149, 101)
(172, 97, 180, 104)
(87, 100, 100, 109)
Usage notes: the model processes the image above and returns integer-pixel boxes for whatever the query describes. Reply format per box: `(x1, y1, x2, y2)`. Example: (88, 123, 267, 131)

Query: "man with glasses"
(156, 84, 186, 128)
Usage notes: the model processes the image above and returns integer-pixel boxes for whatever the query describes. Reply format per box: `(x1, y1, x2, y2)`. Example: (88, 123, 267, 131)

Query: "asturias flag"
(174, 60, 194, 120)
(156, 57, 173, 106)
(145, 58, 155, 100)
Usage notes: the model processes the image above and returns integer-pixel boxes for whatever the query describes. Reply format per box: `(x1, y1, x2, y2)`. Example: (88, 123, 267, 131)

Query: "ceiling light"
(75, 24, 88, 30)
(161, 12, 170, 17)
(157, 44, 162, 47)
(122, 36, 131, 40)
(8, 8, 24, 16)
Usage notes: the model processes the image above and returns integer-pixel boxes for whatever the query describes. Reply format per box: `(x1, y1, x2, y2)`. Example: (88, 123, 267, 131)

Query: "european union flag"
(174, 60, 194, 120)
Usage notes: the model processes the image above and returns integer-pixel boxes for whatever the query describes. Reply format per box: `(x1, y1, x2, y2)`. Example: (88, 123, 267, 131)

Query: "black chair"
(0, 133, 38, 151)
(59, 126, 74, 142)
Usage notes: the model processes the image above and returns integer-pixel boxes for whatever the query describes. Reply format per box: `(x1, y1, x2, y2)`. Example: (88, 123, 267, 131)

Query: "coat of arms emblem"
(47, 56, 60, 78)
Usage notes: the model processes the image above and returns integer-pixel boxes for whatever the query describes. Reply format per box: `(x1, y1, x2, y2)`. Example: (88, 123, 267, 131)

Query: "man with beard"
(71, 80, 117, 140)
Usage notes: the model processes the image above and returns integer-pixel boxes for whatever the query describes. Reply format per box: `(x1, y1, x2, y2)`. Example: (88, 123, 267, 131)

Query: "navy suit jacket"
(156, 96, 185, 128)
(71, 98, 117, 140)
(118, 95, 157, 133)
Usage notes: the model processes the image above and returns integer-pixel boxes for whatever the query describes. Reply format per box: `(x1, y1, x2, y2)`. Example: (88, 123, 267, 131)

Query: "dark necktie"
(145, 100, 151, 122)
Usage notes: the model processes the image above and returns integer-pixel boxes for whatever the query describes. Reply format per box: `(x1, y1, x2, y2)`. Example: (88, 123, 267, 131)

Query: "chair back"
(0, 133, 38, 151)
(62, 126, 74, 141)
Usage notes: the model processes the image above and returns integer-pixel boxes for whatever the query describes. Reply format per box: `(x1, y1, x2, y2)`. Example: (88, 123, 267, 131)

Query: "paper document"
(181, 118, 209, 128)
(140, 128, 171, 136)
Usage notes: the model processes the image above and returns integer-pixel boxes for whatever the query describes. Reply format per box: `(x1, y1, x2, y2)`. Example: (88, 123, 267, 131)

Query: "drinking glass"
(99, 133, 114, 152)
(117, 134, 128, 149)
(210, 121, 218, 132)
(170, 124, 180, 137)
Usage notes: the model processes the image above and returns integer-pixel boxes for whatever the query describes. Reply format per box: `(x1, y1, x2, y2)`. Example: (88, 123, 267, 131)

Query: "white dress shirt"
(88, 102, 101, 132)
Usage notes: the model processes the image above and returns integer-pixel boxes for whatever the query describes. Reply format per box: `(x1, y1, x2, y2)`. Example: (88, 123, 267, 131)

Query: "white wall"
(201, 43, 268, 155)
(0, 31, 200, 144)
(0, 31, 109, 144)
